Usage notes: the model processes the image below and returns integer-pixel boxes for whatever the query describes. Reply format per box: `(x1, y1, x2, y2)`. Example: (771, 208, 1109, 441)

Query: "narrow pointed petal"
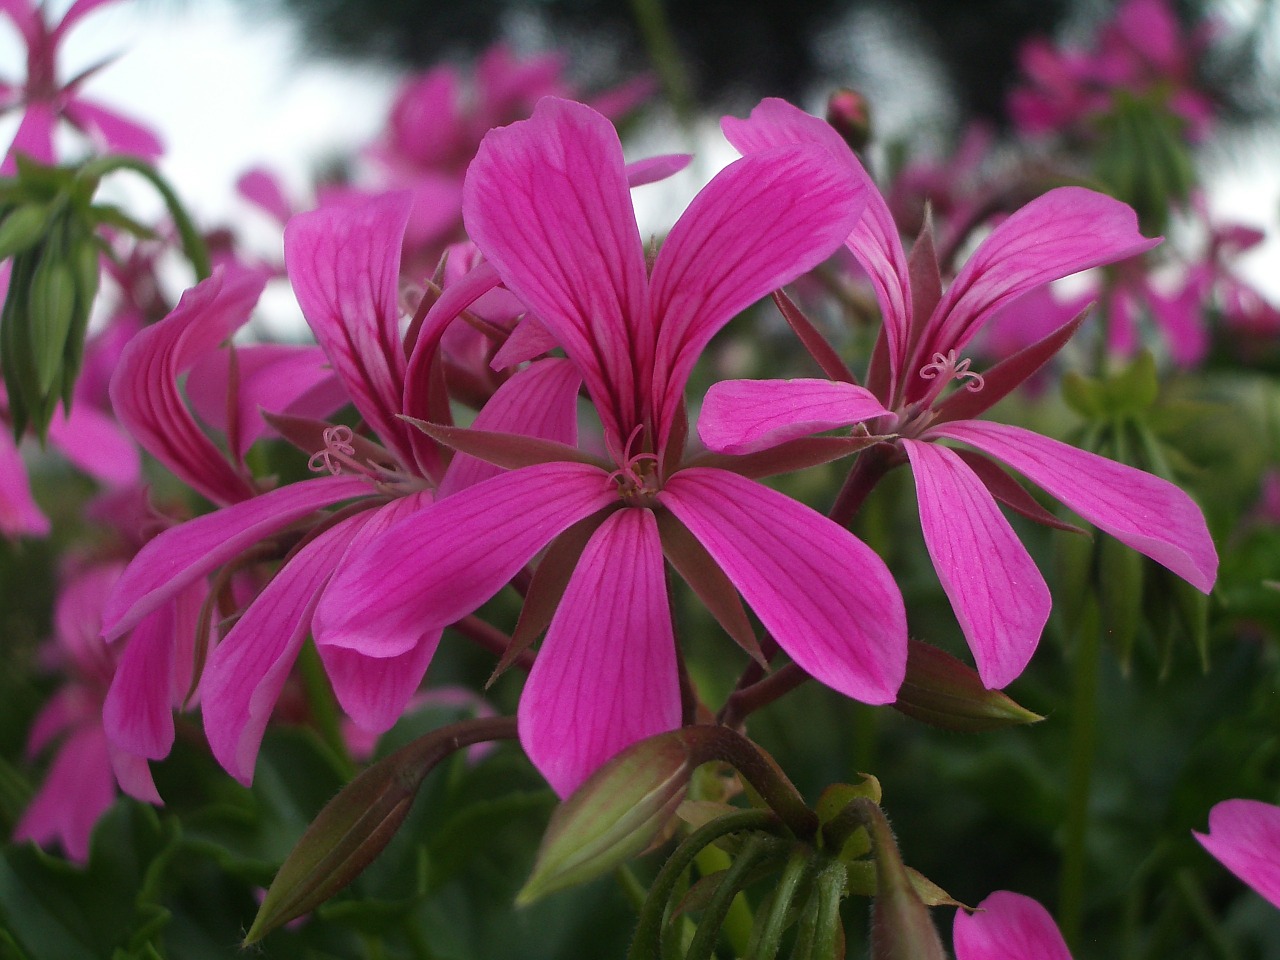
(648, 143, 867, 443)
(931, 420, 1217, 592)
(438, 358, 581, 497)
(62, 97, 164, 160)
(721, 98, 912, 393)
(953, 892, 1073, 960)
(699, 378, 890, 455)
(285, 193, 413, 463)
(2, 103, 56, 174)
(918, 188, 1159, 374)
(101, 474, 371, 640)
(201, 512, 373, 786)
(13, 726, 115, 863)
(315, 461, 616, 658)
(464, 96, 649, 443)
(903, 440, 1050, 688)
(490, 314, 560, 370)
(108, 743, 161, 804)
(109, 266, 265, 505)
(1195, 799, 1280, 909)
(519, 508, 681, 797)
(316, 492, 440, 732)
(659, 468, 906, 703)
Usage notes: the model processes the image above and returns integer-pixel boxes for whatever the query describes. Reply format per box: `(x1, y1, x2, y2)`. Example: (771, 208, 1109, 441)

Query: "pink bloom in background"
(0, 0, 163, 173)
(953, 891, 1073, 960)
(700, 98, 1217, 689)
(1195, 799, 1280, 908)
(316, 96, 908, 797)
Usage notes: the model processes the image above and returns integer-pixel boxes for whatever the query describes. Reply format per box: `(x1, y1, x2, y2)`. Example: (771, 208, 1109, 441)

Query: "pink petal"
(52, 0, 117, 38)
(698, 378, 890, 455)
(931, 420, 1217, 592)
(2, 101, 56, 174)
(519, 507, 681, 797)
(903, 440, 1050, 688)
(1195, 799, 1280, 909)
(648, 142, 867, 446)
(102, 602, 178, 762)
(658, 467, 906, 703)
(315, 492, 440, 732)
(315, 461, 617, 658)
(953, 891, 1073, 960)
(13, 725, 116, 863)
(916, 188, 1160, 382)
(624, 153, 691, 187)
(63, 97, 164, 161)
(25, 689, 87, 759)
(463, 96, 649, 446)
(108, 744, 160, 805)
(438, 358, 581, 497)
(285, 192, 413, 464)
(721, 98, 911, 393)
(201, 511, 374, 785)
(490, 314, 560, 370)
(109, 266, 265, 506)
(0, 432, 49, 538)
(101, 474, 372, 640)
(236, 166, 292, 224)
(46, 402, 140, 486)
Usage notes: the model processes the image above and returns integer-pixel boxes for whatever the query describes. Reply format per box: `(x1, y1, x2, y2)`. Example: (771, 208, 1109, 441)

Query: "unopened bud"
(827, 88, 873, 152)
(892, 639, 1044, 732)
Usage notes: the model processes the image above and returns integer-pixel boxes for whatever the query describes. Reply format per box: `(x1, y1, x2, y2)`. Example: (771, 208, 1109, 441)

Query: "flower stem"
(1059, 602, 1101, 948)
(628, 0, 694, 124)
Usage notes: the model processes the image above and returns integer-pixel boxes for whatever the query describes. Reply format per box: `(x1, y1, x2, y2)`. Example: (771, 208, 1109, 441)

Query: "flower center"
(917, 349, 985, 405)
(607, 424, 661, 507)
(308, 425, 427, 496)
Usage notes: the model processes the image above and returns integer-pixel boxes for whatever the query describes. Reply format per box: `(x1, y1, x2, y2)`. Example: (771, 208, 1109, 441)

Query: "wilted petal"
(202, 512, 373, 785)
(648, 143, 866, 444)
(953, 891, 1073, 960)
(285, 193, 413, 462)
(13, 725, 115, 863)
(109, 266, 265, 505)
(464, 96, 649, 444)
(903, 440, 1050, 688)
(101, 474, 371, 640)
(1195, 799, 1280, 909)
(699, 378, 889, 455)
(316, 461, 616, 658)
(918, 188, 1159, 375)
(63, 97, 164, 160)
(520, 508, 681, 797)
(659, 467, 906, 703)
(931, 420, 1217, 592)
(438, 358, 581, 497)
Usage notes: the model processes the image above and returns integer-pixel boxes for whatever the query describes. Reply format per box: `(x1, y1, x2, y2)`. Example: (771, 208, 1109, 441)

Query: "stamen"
(607, 424, 660, 504)
(307, 425, 360, 476)
(919, 349, 985, 399)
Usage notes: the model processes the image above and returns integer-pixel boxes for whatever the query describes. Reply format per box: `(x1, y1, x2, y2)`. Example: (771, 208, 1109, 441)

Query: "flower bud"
(827, 88, 873, 152)
(892, 639, 1044, 732)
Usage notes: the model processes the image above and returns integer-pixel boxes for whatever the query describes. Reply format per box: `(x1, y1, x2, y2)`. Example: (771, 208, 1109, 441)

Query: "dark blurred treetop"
(254, 0, 1275, 127)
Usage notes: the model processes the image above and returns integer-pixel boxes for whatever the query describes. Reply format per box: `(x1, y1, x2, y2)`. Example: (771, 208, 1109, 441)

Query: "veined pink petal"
(1195, 799, 1280, 909)
(2, 101, 56, 174)
(101, 474, 371, 640)
(659, 467, 906, 703)
(438, 358, 581, 497)
(46, 402, 140, 487)
(0, 432, 49, 538)
(102, 601, 178, 762)
(202, 511, 374, 786)
(316, 491, 439, 732)
(109, 266, 265, 506)
(699, 378, 890, 455)
(108, 744, 160, 805)
(63, 97, 164, 161)
(285, 192, 413, 464)
(649, 144, 866, 445)
(463, 96, 649, 445)
(490, 314, 559, 370)
(953, 891, 1073, 960)
(916, 188, 1159, 380)
(519, 507, 680, 797)
(721, 98, 912, 394)
(931, 420, 1217, 592)
(315, 461, 617, 658)
(13, 725, 115, 863)
(903, 440, 1050, 688)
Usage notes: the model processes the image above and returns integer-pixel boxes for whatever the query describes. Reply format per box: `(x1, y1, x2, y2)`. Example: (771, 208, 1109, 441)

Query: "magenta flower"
(953, 891, 1073, 960)
(316, 97, 907, 797)
(0, 0, 163, 173)
(1195, 799, 1280, 909)
(699, 99, 1216, 689)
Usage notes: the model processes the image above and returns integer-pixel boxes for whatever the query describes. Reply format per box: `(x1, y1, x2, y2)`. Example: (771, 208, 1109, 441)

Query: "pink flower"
(316, 97, 907, 797)
(0, 0, 163, 173)
(699, 99, 1217, 689)
(1195, 799, 1280, 908)
(953, 892, 1073, 960)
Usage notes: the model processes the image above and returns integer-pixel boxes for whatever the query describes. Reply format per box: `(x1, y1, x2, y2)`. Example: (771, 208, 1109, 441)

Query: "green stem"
(687, 834, 776, 960)
(627, 0, 694, 125)
(694, 842, 759, 957)
(749, 847, 811, 960)
(1059, 602, 1101, 948)
(809, 862, 846, 960)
